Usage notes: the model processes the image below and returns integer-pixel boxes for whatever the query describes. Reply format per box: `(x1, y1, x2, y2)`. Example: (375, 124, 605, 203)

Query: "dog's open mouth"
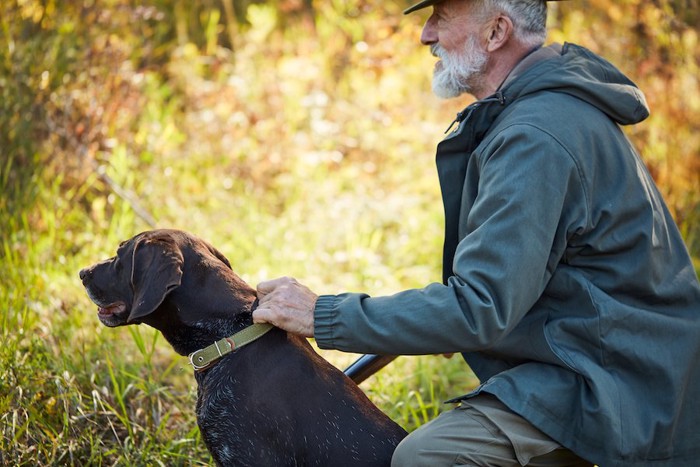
(98, 302, 126, 318)
(95, 301, 129, 326)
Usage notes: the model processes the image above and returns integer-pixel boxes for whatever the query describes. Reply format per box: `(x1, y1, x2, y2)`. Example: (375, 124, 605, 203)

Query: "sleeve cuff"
(313, 294, 338, 349)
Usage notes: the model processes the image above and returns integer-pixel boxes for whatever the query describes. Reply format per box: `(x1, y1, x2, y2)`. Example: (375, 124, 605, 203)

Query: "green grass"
(0, 217, 474, 465)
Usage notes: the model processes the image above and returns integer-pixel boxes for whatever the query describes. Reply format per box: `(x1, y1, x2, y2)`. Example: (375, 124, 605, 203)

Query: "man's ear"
(485, 14, 513, 52)
(128, 233, 184, 322)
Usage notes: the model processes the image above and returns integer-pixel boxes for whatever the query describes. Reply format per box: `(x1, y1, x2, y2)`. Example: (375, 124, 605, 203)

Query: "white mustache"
(430, 43, 446, 59)
(428, 35, 487, 99)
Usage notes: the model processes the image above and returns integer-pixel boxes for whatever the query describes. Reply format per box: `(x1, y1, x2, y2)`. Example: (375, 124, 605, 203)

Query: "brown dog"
(79, 229, 406, 466)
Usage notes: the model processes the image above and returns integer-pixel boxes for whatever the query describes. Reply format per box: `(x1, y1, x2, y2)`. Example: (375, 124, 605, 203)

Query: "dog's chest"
(191, 354, 403, 467)
(194, 365, 312, 466)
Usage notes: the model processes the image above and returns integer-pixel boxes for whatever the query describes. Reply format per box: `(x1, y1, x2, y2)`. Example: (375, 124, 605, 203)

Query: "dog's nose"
(79, 268, 90, 282)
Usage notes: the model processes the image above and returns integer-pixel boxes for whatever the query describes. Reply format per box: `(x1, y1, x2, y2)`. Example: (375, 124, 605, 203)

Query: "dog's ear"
(205, 242, 232, 270)
(128, 233, 184, 322)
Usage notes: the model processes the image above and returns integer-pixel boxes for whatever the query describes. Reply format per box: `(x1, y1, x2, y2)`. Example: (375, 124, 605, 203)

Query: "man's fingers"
(257, 276, 296, 300)
(253, 277, 317, 338)
(252, 303, 284, 329)
(252, 306, 273, 325)
(252, 303, 314, 338)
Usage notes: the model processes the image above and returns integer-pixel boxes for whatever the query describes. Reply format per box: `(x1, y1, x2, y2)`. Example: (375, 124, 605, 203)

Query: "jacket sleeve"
(314, 124, 589, 355)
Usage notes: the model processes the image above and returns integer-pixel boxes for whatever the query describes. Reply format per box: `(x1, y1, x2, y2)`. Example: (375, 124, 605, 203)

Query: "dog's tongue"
(98, 303, 126, 317)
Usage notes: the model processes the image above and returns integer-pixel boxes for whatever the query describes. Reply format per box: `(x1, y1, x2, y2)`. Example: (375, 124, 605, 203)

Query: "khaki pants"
(391, 394, 593, 467)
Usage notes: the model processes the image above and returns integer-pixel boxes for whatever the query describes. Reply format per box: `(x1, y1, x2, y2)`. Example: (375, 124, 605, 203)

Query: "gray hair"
(476, 0, 548, 48)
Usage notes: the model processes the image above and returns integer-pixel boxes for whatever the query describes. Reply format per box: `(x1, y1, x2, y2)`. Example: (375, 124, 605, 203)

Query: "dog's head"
(79, 230, 186, 327)
(81, 229, 258, 356)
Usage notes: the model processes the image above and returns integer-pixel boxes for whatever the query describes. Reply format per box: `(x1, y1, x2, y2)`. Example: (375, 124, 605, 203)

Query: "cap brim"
(404, 0, 568, 15)
(403, 0, 438, 15)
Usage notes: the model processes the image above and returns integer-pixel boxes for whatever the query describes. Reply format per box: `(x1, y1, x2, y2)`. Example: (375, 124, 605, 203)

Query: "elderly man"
(253, 0, 700, 465)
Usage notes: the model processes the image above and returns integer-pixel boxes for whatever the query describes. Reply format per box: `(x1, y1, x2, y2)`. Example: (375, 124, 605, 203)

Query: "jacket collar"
(499, 44, 563, 92)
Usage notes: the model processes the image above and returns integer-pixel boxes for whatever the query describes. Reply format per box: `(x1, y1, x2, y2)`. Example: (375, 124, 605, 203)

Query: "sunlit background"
(1, 0, 698, 464)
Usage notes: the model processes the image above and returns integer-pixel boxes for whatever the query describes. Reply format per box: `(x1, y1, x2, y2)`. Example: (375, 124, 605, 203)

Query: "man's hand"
(253, 277, 317, 338)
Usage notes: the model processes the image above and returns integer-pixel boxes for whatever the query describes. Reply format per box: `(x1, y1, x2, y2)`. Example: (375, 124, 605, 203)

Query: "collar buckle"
(188, 349, 214, 371)
(188, 323, 273, 372)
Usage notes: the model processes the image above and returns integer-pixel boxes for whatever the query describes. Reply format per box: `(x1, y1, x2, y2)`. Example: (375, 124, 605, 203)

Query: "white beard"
(431, 35, 488, 99)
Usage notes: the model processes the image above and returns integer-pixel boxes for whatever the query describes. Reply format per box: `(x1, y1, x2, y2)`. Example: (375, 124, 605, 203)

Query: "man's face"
(421, 0, 489, 98)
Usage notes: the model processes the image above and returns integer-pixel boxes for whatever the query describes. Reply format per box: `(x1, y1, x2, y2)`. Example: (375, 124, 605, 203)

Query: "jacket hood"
(502, 43, 649, 126)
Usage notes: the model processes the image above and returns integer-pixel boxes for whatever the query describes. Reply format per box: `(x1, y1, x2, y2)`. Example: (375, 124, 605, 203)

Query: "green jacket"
(314, 43, 700, 466)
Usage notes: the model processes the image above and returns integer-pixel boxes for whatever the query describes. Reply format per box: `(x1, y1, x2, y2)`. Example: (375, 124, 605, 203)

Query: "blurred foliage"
(1, 0, 697, 260)
(0, 0, 698, 464)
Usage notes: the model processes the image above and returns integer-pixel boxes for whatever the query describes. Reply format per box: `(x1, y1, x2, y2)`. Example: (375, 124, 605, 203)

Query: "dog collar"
(188, 323, 274, 372)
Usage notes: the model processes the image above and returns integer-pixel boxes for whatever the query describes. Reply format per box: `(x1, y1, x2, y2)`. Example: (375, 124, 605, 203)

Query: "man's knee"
(390, 396, 531, 466)
(391, 428, 434, 467)
(390, 415, 512, 467)
(390, 409, 474, 467)
(390, 395, 591, 467)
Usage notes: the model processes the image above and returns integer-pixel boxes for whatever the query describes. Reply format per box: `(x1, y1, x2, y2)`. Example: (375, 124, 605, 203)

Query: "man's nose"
(421, 15, 438, 45)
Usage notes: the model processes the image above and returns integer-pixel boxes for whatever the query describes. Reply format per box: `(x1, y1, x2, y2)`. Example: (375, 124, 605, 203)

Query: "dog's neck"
(145, 292, 259, 356)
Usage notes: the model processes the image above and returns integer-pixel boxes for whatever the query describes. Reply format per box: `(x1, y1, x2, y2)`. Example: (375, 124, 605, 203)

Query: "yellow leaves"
(247, 3, 278, 43)
(39, 70, 50, 90)
(603, 3, 624, 22)
(17, 0, 45, 23)
(681, 28, 698, 57)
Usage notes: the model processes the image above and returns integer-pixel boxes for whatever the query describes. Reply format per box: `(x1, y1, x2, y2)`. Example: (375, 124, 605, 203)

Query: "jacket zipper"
(444, 91, 506, 134)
